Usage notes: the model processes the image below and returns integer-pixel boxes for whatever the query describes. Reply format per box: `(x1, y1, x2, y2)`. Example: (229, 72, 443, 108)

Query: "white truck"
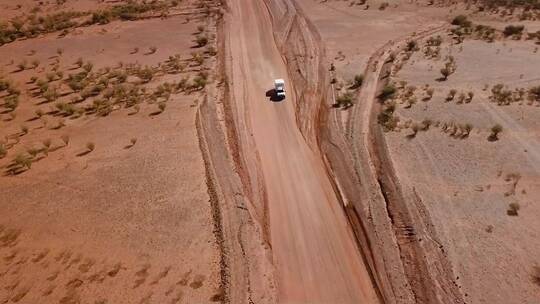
(274, 79, 285, 98)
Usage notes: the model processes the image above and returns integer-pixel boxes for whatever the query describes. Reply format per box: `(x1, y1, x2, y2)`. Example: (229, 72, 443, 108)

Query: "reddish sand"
(224, 0, 380, 303)
(0, 1, 223, 303)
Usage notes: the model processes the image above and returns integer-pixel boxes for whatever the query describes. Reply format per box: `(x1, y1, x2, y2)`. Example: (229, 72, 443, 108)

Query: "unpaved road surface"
(225, 0, 379, 303)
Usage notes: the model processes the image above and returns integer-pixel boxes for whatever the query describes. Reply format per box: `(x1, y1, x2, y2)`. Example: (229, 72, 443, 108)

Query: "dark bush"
(451, 15, 471, 27)
(503, 24, 525, 37)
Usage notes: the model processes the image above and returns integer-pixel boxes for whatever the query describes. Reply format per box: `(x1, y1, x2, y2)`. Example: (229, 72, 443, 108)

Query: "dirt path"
(224, 0, 380, 303)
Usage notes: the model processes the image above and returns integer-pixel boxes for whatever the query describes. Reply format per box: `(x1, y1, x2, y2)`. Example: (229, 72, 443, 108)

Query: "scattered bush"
(466, 91, 474, 103)
(426, 35, 443, 47)
(446, 89, 457, 101)
(86, 142, 95, 152)
(92, 10, 112, 24)
(379, 84, 396, 100)
(377, 102, 399, 131)
(488, 124, 503, 141)
(147, 46, 157, 54)
(335, 92, 354, 108)
(490, 84, 514, 105)
(192, 76, 207, 90)
(503, 24, 525, 37)
(196, 35, 208, 47)
(137, 66, 155, 83)
(528, 86, 540, 102)
(423, 88, 434, 101)
(451, 15, 472, 27)
(439, 56, 457, 81)
(405, 40, 418, 52)
(350, 74, 364, 89)
(83, 62, 93, 73)
(462, 123, 473, 138)
(13, 153, 33, 170)
(158, 102, 167, 112)
(507, 202, 520, 216)
(61, 134, 70, 146)
(4, 95, 19, 111)
(206, 46, 217, 56)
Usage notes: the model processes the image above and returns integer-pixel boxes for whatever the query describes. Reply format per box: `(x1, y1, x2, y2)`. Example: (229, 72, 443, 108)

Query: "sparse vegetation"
(86, 142, 95, 152)
(446, 89, 457, 101)
(488, 124, 503, 141)
(439, 56, 457, 81)
(350, 74, 364, 89)
(377, 101, 399, 131)
(451, 15, 472, 27)
(335, 92, 354, 108)
(503, 24, 525, 38)
(196, 35, 209, 47)
(13, 153, 33, 171)
(507, 202, 520, 216)
(158, 102, 167, 113)
(61, 135, 70, 146)
(147, 46, 158, 55)
(379, 84, 396, 100)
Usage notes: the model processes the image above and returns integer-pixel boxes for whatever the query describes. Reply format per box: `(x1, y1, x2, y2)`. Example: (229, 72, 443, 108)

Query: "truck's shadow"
(265, 89, 285, 102)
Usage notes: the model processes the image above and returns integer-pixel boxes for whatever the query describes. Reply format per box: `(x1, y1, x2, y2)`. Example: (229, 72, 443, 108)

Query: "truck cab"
(274, 79, 285, 98)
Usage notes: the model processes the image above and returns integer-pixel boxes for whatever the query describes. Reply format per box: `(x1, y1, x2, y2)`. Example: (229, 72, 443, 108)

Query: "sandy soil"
(388, 27, 540, 304)
(2, 0, 539, 303)
(297, 1, 540, 303)
(0, 1, 225, 303)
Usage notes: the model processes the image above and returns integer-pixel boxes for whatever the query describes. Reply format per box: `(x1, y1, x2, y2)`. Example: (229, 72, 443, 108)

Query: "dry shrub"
(507, 202, 520, 216)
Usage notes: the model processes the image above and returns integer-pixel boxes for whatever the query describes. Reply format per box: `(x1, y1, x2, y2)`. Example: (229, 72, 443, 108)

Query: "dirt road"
(225, 0, 380, 303)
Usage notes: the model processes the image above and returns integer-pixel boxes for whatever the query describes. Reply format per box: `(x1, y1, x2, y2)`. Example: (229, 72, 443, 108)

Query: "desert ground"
(1, 0, 539, 303)
(0, 0, 226, 303)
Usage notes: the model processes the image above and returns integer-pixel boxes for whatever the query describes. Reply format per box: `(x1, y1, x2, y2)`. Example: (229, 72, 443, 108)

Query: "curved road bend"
(226, 0, 380, 303)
